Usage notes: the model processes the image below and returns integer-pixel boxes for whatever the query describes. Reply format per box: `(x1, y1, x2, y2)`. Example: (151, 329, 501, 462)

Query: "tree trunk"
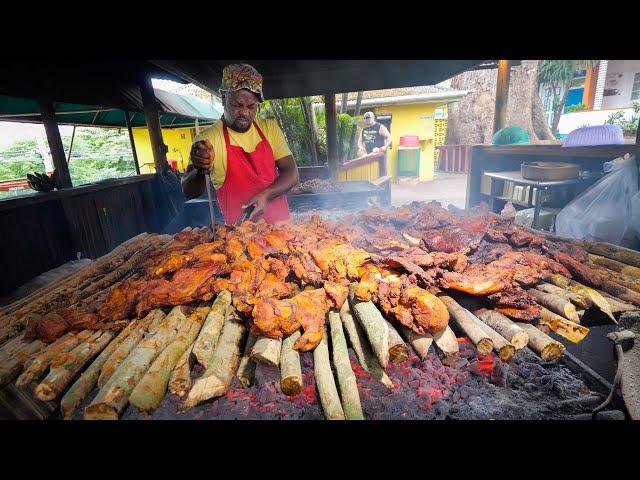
(340, 93, 348, 114)
(347, 92, 364, 160)
(446, 60, 555, 144)
(300, 97, 319, 166)
(552, 69, 575, 134)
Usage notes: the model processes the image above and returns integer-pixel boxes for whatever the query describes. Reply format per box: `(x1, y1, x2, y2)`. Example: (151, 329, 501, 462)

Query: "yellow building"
(132, 127, 196, 174)
(334, 86, 466, 182)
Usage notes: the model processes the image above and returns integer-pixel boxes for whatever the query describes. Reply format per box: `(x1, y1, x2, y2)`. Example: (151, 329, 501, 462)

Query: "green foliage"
(605, 104, 639, 136)
(566, 103, 586, 113)
(261, 99, 356, 166)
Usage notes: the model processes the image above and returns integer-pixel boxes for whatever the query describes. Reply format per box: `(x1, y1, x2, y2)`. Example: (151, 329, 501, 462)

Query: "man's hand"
(245, 190, 270, 221)
(191, 139, 214, 171)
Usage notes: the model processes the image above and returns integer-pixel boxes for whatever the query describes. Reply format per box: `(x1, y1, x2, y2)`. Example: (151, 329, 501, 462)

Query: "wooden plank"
(125, 110, 141, 175)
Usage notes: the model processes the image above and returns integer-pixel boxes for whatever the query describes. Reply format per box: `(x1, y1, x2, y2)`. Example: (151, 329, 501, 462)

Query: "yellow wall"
(132, 127, 194, 174)
(374, 103, 436, 181)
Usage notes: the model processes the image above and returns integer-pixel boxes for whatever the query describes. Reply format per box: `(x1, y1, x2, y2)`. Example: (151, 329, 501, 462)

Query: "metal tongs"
(235, 204, 255, 226)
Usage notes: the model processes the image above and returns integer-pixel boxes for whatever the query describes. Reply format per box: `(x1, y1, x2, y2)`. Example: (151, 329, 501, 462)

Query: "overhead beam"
(139, 75, 168, 172)
(38, 97, 72, 188)
(324, 93, 339, 180)
(493, 60, 512, 135)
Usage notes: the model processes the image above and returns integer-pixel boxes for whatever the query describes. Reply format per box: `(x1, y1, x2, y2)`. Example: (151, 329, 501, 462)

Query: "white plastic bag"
(556, 154, 638, 247)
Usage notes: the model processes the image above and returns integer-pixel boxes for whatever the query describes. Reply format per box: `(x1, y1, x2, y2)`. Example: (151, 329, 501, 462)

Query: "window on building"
(632, 72, 640, 101)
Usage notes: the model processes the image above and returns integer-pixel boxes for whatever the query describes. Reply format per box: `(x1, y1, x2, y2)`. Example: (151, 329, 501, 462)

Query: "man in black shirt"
(357, 111, 391, 175)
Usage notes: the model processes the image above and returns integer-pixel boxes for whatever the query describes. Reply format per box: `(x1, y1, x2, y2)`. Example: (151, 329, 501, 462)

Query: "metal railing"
(436, 145, 471, 173)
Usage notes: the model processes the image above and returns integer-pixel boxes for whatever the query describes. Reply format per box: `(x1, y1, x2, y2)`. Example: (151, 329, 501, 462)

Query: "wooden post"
(125, 110, 141, 175)
(38, 98, 72, 188)
(139, 76, 168, 172)
(493, 60, 512, 135)
(636, 116, 640, 145)
(324, 93, 339, 180)
(66, 126, 76, 164)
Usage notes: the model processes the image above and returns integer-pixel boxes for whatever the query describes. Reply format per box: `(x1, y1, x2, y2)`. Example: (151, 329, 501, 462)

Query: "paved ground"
(391, 172, 468, 209)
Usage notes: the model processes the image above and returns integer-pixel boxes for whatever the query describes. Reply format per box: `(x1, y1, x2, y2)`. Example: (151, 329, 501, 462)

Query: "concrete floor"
(391, 172, 468, 209)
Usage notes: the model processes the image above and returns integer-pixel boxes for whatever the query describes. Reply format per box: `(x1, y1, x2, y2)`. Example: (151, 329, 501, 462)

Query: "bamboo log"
(474, 309, 529, 350)
(536, 283, 591, 309)
(182, 310, 246, 409)
(35, 330, 115, 401)
(439, 296, 493, 354)
(348, 285, 389, 368)
(527, 288, 580, 323)
(339, 300, 393, 388)
(516, 322, 565, 361)
(236, 333, 258, 388)
(538, 307, 589, 344)
(251, 337, 282, 367)
(329, 312, 364, 420)
(398, 326, 433, 360)
(314, 327, 345, 420)
(16, 330, 92, 386)
(432, 326, 460, 365)
(0, 339, 46, 387)
(548, 274, 616, 323)
(192, 290, 231, 368)
(84, 306, 190, 420)
(0, 324, 20, 348)
(279, 331, 303, 395)
(473, 315, 515, 361)
(129, 303, 209, 413)
(588, 253, 640, 279)
(385, 320, 409, 363)
(60, 309, 166, 419)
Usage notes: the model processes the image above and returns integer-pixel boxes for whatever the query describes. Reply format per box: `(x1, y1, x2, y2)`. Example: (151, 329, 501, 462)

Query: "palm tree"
(538, 60, 597, 135)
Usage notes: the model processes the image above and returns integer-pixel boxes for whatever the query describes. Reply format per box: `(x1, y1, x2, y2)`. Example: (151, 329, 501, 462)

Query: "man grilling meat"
(182, 63, 299, 225)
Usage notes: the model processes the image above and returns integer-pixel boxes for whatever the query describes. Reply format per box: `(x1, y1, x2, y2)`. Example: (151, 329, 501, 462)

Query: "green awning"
(0, 88, 222, 128)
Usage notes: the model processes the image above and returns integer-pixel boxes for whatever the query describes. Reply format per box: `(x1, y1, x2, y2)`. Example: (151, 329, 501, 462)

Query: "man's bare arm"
(379, 124, 392, 150)
(181, 164, 207, 199)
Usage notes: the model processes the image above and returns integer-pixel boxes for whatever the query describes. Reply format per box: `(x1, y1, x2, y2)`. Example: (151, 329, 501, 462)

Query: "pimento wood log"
(398, 326, 433, 360)
(548, 275, 615, 323)
(35, 330, 115, 401)
(16, 330, 92, 386)
(385, 320, 409, 363)
(251, 336, 282, 367)
(439, 296, 493, 355)
(588, 253, 640, 279)
(84, 306, 188, 420)
(60, 309, 166, 419)
(236, 333, 258, 388)
(129, 303, 209, 413)
(474, 309, 529, 350)
(348, 286, 389, 368)
(536, 283, 591, 310)
(314, 326, 345, 420)
(432, 325, 460, 365)
(182, 309, 246, 409)
(538, 307, 589, 344)
(0, 339, 46, 387)
(192, 290, 231, 368)
(329, 312, 364, 420)
(516, 322, 565, 361)
(339, 300, 393, 388)
(96, 310, 172, 389)
(472, 313, 515, 361)
(279, 331, 303, 395)
(589, 264, 640, 294)
(168, 343, 195, 398)
(526, 288, 580, 323)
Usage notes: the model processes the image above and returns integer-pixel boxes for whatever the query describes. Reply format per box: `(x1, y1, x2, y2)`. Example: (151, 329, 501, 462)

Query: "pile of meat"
(24, 201, 598, 351)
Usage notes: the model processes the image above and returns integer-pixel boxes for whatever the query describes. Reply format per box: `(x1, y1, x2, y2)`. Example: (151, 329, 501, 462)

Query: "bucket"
(399, 135, 420, 147)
